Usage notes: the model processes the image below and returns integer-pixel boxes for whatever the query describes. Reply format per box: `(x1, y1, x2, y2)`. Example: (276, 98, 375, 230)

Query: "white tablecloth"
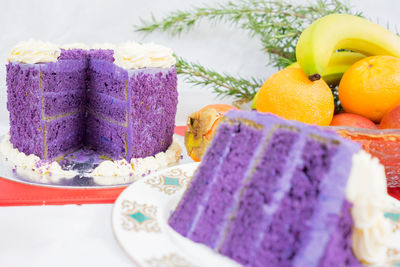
(1, 0, 398, 266)
(0, 205, 134, 267)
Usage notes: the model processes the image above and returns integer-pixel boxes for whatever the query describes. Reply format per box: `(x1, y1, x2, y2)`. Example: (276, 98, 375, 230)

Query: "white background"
(0, 1, 399, 266)
(1, 0, 399, 130)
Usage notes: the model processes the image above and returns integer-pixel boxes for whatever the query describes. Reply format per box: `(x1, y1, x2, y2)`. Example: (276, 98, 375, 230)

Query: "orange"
(256, 67, 334, 126)
(339, 56, 400, 123)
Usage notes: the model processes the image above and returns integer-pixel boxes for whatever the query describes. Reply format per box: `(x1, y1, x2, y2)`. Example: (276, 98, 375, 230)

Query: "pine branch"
(176, 56, 263, 101)
(136, 0, 361, 68)
(136, 0, 362, 101)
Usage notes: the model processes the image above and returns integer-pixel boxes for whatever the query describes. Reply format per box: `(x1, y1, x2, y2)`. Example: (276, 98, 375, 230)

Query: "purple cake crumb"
(58, 49, 88, 60)
(88, 49, 114, 62)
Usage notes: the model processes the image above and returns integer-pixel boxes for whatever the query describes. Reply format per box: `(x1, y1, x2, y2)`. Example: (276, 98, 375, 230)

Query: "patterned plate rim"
(112, 162, 203, 267)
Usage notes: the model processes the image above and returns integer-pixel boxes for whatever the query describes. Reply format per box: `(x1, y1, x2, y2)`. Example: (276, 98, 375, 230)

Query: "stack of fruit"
(251, 14, 400, 195)
(184, 15, 400, 197)
(253, 14, 400, 129)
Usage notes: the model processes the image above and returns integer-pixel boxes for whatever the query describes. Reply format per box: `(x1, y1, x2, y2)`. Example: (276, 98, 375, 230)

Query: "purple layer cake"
(169, 110, 393, 266)
(6, 40, 177, 161)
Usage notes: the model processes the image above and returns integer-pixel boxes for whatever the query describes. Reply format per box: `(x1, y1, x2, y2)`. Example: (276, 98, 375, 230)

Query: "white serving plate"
(112, 163, 400, 267)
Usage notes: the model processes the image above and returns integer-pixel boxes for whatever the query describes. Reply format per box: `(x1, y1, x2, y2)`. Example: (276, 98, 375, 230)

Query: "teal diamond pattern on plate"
(163, 177, 180, 186)
(385, 212, 400, 222)
(129, 212, 149, 223)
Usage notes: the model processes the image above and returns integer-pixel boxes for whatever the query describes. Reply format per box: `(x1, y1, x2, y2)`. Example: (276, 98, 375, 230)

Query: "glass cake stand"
(0, 135, 190, 188)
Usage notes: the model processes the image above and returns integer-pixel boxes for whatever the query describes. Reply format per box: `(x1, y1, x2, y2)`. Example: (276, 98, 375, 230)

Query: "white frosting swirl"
(8, 39, 60, 64)
(346, 150, 396, 265)
(9, 40, 176, 69)
(89, 135, 182, 185)
(143, 43, 177, 68)
(0, 134, 77, 183)
(113, 42, 176, 69)
(113, 41, 151, 70)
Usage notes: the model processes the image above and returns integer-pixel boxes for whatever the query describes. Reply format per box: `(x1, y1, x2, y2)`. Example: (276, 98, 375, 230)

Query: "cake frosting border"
(0, 133, 182, 186)
(7, 39, 176, 70)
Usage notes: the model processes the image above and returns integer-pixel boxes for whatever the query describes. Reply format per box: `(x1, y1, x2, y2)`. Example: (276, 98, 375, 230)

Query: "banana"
(251, 51, 365, 109)
(296, 14, 400, 81)
(289, 51, 365, 86)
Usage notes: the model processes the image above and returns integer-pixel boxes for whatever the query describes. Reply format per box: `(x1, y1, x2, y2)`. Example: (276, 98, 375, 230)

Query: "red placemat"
(0, 179, 127, 206)
(1, 125, 399, 206)
(0, 126, 187, 206)
(389, 187, 400, 201)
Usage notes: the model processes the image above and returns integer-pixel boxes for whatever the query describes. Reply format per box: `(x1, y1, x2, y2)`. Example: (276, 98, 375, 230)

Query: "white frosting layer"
(8, 39, 60, 64)
(0, 134, 181, 185)
(8, 39, 176, 69)
(89, 135, 182, 185)
(113, 42, 176, 69)
(347, 150, 395, 266)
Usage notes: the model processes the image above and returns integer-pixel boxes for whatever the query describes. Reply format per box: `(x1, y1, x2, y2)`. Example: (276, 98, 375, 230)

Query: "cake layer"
(318, 201, 361, 267)
(85, 112, 127, 159)
(45, 111, 85, 145)
(88, 59, 128, 101)
(43, 90, 86, 117)
(291, 135, 360, 267)
(87, 92, 128, 124)
(219, 129, 299, 265)
(251, 138, 339, 267)
(46, 129, 84, 159)
(168, 122, 236, 236)
(189, 122, 264, 248)
(41, 60, 87, 93)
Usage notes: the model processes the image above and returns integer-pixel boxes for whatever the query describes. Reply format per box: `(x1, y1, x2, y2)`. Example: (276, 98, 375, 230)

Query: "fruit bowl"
(329, 126, 400, 200)
(231, 102, 400, 200)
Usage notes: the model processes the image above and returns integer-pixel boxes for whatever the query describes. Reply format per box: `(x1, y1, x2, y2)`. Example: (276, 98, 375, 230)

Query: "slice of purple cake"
(6, 40, 178, 162)
(169, 110, 393, 266)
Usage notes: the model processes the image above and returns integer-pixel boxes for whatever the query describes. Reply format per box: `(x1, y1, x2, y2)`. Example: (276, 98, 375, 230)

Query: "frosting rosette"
(346, 150, 400, 265)
(8, 39, 60, 64)
(113, 42, 176, 69)
(144, 43, 176, 68)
